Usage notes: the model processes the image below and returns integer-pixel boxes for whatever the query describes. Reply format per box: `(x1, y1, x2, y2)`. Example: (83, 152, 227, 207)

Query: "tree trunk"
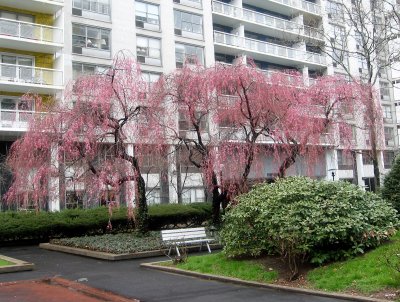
(278, 152, 297, 178)
(210, 172, 228, 226)
(367, 89, 381, 190)
(135, 173, 148, 234)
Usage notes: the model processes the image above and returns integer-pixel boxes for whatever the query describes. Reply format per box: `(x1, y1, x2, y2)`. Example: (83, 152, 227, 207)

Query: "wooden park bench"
(161, 227, 214, 257)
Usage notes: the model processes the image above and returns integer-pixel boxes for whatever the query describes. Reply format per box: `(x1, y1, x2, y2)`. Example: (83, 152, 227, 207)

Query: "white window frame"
(136, 36, 162, 66)
(72, 0, 111, 16)
(175, 43, 204, 67)
(174, 10, 203, 39)
(72, 61, 109, 79)
(135, 1, 160, 31)
(72, 24, 111, 53)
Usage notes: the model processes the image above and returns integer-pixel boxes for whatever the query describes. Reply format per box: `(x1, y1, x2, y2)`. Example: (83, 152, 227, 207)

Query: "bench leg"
(176, 246, 181, 257)
(206, 242, 211, 253)
(167, 246, 172, 256)
(199, 242, 203, 252)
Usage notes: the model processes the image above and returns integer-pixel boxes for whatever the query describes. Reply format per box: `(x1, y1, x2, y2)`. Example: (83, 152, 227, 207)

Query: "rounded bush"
(382, 154, 400, 214)
(221, 177, 398, 265)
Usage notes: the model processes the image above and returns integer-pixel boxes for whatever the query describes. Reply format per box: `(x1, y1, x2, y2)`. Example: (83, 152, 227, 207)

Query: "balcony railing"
(214, 31, 326, 66)
(217, 0, 321, 15)
(212, 1, 323, 40)
(0, 63, 63, 86)
(0, 18, 63, 44)
(0, 109, 34, 130)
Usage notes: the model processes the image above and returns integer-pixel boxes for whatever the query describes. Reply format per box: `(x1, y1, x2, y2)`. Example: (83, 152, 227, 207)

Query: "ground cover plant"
(220, 177, 398, 279)
(51, 232, 163, 254)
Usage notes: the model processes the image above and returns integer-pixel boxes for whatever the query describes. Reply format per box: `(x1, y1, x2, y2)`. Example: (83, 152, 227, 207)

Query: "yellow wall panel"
(0, 48, 53, 69)
(0, 6, 53, 26)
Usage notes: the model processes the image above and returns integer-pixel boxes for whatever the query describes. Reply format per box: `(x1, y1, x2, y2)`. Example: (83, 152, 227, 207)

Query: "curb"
(140, 262, 389, 302)
(0, 255, 34, 273)
(39, 243, 222, 261)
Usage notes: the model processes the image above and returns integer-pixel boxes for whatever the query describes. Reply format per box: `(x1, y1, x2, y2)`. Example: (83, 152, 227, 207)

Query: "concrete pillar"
(291, 14, 304, 36)
(301, 65, 309, 85)
(125, 144, 135, 207)
(325, 149, 338, 181)
(48, 144, 60, 212)
(355, 151, 365, 189)
(168, 145, 179, 204)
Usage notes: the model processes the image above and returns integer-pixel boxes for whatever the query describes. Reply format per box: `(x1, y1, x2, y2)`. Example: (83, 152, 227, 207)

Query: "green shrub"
(0, 203, 211, 244)
(382, 154, 400, 213)
(221, 177, 398, 276)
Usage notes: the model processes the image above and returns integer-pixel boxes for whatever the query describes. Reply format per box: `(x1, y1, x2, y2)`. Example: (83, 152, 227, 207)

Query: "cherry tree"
(158, 61, 359, 224)
(158, 63, 226, 224)
(212, 64, 360, 182)
(5, 53, 163, 233)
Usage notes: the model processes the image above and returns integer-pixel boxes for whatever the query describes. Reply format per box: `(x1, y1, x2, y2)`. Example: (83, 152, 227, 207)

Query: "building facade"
(0, 0, 398, 209)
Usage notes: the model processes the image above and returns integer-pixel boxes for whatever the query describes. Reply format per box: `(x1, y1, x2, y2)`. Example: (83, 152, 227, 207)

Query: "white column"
(356, 151, 365, 189)
(168, 145, 179, 204)
(325, 149, 338, 181)
(125, 144, 135, 207)
(48, 144, 60, 212)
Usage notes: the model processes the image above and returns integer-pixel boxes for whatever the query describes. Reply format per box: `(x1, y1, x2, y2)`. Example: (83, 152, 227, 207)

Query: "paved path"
(0, 246, 348, 302)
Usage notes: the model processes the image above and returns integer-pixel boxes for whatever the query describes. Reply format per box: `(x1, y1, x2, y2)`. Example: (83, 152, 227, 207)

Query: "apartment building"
(0, 0, 397, 209)
(0, 0, 64, 207)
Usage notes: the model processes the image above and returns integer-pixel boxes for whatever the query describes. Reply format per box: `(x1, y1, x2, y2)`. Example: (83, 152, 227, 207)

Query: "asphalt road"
(0, 246, 349, 302)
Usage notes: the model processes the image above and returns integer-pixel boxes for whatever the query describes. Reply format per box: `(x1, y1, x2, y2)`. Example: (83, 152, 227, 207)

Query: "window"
(178, 110, 208, 132)
(147, 188, 161, 205)
(337, 150, 354, 170)
(72, 0, 110, 15)
(181, 187, 205, 204)
(174, 10, 203, 38)
(326, 1, 344, 20)
(382, 105, 392, 121)
(0, 97, 34, 125)
(135, 1, 160, 31)
(384, 151, 395, 169)
(72, 62, 109, 79)
(72, 24, 111, 54)
(384, 127, 394, 146)
(175, 43, 204, 67)
(178, 147, 202, 173)
(380, 81, 390, 101)
(136, 36, 161, 66)
(358, 55, 367, 71)
(0, 54, 34, 82)
(362, 151, 374, 165)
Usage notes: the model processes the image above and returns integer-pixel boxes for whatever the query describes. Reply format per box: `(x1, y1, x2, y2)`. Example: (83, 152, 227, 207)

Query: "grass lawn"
(0, 259, 14, 267)
(161, 233, 400, 297)
(307, 232, 400, 294)
(167, 253, 277, 283)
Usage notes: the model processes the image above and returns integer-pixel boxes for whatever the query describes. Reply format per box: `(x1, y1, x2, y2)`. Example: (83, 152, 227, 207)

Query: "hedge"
(0, 202, 212, 244)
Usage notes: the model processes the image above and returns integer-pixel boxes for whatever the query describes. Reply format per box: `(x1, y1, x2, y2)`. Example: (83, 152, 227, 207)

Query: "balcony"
(0, 19, 63, 53)
(212, 1, 323, 42)
(0, 63, 63, 94)
(243, 0, 321, 18)
(214, 31, 326, 69)
(0, 109, 34, 132)
(0, 0, 63, 14)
